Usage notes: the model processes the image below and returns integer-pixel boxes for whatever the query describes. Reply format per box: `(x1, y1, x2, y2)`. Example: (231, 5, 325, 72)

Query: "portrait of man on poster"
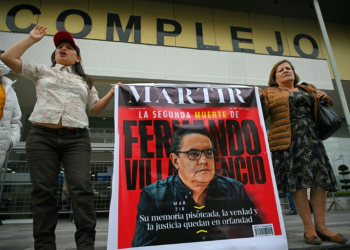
(132, 124, 263, 247)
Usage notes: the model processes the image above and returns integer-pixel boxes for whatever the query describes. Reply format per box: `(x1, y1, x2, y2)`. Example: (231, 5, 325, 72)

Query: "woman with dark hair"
(1, 25, 120, 250)
(257, 59, 347, 245)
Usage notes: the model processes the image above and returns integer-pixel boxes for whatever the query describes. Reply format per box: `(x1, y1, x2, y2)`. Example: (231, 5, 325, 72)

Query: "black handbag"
(301, 82, 342, 141)
(317, 98, 342, 141)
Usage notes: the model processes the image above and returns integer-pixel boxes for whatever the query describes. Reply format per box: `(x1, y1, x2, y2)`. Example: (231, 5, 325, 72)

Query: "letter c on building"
(6, 4, 41, 33)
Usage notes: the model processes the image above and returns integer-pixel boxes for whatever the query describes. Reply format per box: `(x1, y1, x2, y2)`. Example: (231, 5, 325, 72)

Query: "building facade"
(0, 0, 350, 192)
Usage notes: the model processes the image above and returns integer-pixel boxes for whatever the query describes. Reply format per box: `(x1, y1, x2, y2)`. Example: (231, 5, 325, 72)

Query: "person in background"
(256, 59, 347, 245)
(285, 192, 297, 215)
(0, 50, 22, 168)
(306, 188, 313, 213)
(1, 26, 121, 250)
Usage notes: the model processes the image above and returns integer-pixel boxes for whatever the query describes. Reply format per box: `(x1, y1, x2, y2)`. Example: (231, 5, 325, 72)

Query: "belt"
(32, 124, 88, 135)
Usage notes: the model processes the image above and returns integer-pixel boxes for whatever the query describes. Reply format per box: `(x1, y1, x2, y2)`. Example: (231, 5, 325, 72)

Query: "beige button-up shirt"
(20, 61, 100, 128)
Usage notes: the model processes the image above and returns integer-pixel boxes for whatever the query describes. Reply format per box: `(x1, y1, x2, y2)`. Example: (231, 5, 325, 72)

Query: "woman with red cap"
(1, 25, 119, 250)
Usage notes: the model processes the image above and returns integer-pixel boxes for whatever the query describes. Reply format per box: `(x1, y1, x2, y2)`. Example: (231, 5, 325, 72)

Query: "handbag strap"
(302, 82, 330, 107)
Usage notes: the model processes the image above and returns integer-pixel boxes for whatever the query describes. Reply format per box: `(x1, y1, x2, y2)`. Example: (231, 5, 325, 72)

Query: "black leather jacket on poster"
(132, 174, 263, 247)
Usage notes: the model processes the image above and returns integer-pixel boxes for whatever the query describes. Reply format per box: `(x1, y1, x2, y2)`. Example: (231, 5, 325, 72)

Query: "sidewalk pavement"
(0, 210, 350, 250)
(283, 210, 350, 250)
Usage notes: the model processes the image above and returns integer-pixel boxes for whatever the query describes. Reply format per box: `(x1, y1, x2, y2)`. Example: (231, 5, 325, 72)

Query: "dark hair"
(268, 59, 300, 87)
(0, 50, 5, 55)
(170, 124, 213, 154)
(50, 42, 94, 89)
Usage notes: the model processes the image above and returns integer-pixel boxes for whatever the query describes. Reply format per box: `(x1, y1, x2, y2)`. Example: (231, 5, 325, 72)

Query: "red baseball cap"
(53, 30, 80, 55)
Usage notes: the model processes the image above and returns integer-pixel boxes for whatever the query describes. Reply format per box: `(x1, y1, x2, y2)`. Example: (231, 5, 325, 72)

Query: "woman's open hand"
(30, 25, 47, 42)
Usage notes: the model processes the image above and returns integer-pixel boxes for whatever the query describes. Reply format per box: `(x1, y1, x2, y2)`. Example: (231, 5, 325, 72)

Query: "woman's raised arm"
(1, 25, 47, 74)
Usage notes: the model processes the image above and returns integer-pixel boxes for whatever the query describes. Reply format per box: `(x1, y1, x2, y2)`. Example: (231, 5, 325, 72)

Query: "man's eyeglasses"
(175, 148, 216, 161)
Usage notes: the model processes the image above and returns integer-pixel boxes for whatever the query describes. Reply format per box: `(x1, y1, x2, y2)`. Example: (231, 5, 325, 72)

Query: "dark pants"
(26, 124, 96, 250)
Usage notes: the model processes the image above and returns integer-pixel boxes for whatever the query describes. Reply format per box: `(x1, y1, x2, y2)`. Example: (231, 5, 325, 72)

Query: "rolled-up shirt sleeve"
(87, 86, 100, 111)
(19, 61, 40, 83)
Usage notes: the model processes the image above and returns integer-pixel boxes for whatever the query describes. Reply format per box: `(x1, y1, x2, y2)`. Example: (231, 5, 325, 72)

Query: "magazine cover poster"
(108, 84, 287, 250)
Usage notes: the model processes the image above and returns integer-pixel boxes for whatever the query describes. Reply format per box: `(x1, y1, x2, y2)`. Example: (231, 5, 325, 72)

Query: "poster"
(108, 84, 288, 250)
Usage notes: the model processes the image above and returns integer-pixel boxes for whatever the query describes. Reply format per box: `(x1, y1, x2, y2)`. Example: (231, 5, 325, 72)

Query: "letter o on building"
(56, 9, 92, 38)
(293, 34, 319, 58)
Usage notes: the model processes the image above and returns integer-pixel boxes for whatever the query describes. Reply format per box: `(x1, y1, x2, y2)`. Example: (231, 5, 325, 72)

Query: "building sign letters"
(6, 4, 319, 59)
